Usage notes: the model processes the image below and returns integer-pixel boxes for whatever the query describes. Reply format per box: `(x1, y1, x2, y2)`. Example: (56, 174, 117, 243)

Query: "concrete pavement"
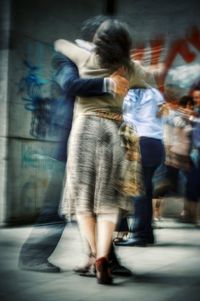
(0, 219, 200, 301)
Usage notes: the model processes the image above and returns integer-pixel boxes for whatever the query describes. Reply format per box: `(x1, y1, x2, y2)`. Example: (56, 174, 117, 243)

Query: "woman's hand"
(110, 69, 129, 96)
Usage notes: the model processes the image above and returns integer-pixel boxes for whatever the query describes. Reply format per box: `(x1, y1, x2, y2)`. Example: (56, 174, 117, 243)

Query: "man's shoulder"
(52, 54, 75, 71)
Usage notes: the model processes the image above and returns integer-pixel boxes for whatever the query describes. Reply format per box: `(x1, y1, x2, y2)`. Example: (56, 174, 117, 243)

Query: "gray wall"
(0, 0, 11, 225)
(4, 0, 107, 225)
(1, 0, 200, 225)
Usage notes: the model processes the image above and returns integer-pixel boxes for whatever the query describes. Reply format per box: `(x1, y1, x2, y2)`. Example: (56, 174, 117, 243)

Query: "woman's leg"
(96, 213, 118, 259)
(76, 214, 97, 255)
(95, 213, 118, 285)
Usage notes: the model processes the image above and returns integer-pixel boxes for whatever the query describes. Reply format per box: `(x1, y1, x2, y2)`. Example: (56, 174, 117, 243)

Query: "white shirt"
(123, 88, 164, 139)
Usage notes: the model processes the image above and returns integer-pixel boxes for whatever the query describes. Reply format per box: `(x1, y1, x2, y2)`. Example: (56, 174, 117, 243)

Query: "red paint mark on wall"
(132, 26, 200, 92)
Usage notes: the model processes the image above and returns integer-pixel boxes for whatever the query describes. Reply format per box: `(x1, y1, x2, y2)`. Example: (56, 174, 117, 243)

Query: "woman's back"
(54, 19, 156, 117)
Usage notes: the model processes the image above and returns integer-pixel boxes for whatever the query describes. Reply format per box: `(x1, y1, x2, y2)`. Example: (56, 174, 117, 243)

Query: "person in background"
(165, 95, 194, 169)
(115, 87, 165, 246)
(182, 85, 200, 224)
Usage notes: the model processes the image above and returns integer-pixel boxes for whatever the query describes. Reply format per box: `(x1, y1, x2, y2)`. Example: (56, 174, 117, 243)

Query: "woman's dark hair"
(190, 79, 200, 91)
(80, 15, 110, 42)
(93, 19, 132, 71)
(189, 78, 200, 95)
(179, 95, 194, 108)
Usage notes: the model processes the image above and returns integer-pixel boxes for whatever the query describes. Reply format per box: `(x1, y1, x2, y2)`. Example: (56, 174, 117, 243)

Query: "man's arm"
(54, 55, 104, 97)
(53, 54, 129, 97)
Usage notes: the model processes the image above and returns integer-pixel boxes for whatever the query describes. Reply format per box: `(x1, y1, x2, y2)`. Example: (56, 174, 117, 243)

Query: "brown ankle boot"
(96, 257, 113, 285)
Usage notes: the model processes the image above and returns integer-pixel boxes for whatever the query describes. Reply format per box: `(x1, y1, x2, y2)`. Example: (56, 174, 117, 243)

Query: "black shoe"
(19, 260, 61, 273)
(114, 238, 147, 247)
(114, 237, 154, 247)
(110, 262, 132, 277)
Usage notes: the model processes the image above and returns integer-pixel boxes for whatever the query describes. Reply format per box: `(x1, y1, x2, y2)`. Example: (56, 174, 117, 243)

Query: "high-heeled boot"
(96, 257, 113, 285)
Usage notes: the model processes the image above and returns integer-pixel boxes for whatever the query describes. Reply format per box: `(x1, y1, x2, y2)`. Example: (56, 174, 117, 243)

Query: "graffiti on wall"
(132, 26, 200, 98)
(16, 54, 66, 171)
(21, 143, 57, 169)
(17, 59, 50, 138)
(17, 57, 64, 139)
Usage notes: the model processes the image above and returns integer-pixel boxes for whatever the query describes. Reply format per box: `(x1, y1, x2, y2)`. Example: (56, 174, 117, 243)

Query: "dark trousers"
(186, 150, 200, 202)
(131, 137, 164, 240)
(19, 161, 66, 265)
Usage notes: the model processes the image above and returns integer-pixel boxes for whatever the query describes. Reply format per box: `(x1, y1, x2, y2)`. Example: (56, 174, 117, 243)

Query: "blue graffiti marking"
(17, 59, 48, 98)
(17, 59, 66, 139)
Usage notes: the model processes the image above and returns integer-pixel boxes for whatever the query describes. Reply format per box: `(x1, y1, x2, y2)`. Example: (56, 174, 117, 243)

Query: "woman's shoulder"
(128, 60, 146, 87)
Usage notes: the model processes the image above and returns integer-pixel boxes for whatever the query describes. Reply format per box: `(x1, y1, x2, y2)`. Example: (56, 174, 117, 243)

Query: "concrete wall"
(0, 50, 8, 226)
(5, 0, 105, 225)
(0, 0, 11, 226)
(2, 0, 200, 225)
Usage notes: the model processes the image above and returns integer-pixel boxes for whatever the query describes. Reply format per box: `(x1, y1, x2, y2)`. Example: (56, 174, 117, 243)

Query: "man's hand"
(110, 69, 129, 96)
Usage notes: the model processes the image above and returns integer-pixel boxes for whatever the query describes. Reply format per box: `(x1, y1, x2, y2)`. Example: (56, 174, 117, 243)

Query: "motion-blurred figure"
(115, 87, 165, 246)
(18, 15, 132, 275)
(182, 85, 200, 224)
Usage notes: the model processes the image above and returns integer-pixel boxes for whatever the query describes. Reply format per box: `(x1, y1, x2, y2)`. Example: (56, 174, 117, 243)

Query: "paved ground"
(0, 219, 200, 301)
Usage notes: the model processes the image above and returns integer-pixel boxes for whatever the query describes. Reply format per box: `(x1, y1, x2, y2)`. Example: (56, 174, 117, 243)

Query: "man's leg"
(115, 138, 164, 247)
(139, 166, 156, 242)
(18, 161, 66, 272)
(115, 166, 156, 246)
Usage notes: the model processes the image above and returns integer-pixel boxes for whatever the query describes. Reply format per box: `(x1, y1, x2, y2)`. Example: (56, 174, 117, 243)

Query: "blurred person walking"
(182, 85, 200, 224)
(115, 87, 165, 247)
